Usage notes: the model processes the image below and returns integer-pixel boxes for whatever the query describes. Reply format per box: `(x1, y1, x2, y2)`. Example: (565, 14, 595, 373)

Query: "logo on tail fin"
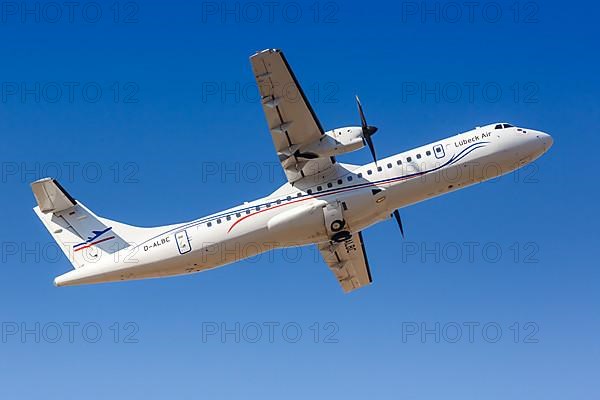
(73, 227, 115, 252)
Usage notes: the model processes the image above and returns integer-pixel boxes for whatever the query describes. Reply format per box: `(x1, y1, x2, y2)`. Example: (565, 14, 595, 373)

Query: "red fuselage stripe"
(226, 172, 419, 233)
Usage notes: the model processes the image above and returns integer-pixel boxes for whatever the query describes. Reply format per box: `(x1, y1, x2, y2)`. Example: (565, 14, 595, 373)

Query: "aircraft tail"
(31, 178, 145, 270)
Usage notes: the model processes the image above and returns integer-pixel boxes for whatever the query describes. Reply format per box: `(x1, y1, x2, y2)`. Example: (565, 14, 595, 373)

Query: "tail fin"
(31, 178, 139, 269)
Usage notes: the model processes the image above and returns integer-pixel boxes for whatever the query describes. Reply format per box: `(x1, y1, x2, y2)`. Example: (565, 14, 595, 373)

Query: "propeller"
(355, 96, 378, 164)
(392, 209, 405, 238)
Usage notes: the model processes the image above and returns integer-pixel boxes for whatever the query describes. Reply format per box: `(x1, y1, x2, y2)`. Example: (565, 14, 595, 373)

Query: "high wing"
(318, 232, 373, 293)
(250, 49, 335, 184)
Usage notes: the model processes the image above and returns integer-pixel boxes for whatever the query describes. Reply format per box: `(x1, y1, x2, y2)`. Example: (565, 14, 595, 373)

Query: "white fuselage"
(54, 124, 552, 286)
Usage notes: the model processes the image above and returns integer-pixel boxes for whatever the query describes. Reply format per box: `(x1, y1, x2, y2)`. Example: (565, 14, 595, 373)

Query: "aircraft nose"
(536, 132, 553, 151)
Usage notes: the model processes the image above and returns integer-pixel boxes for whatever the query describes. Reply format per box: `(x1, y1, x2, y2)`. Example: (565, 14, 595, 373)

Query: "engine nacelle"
(299, 126, 365, 158)
(266, 199, 353, 246)
(267, 200, 328, 245)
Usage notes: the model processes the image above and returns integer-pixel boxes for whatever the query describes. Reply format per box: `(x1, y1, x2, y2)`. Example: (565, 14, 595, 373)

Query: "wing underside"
(250, 49, 334, 183)
(318, 231, 372, 293)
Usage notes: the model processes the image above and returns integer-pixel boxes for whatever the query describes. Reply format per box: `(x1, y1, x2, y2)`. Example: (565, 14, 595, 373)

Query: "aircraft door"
(175, 230, 192, 254)
(433, 144, 445, 159)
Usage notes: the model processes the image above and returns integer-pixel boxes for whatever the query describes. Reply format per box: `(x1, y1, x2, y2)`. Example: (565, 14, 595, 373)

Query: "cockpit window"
(502, 123, 514, 128)
(495, 124, 503, 129)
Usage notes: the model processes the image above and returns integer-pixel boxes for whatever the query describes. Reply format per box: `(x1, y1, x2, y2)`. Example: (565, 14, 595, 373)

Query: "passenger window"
(367, 170, 372, 175)
(246, 210, 251, 215)
(307, 189, 312, 195)
(337, 179, 343, 185)
(207, 222, 212, 227)
(397, 160, 402, 165)
(327, 183, 333, 188)
(287, 196, 292, 201)
(347, 176, 353, 181)
(236, 213, 241, 218)
(357, 173, 363, 178)
(416, 154, 421, 159)
(255, 206, 260, 211)
(407, 157, 412, 162)
(387, 163, 392, 168)
(317, 186, 322, 191)
(377, 166, 382, 172)
(426, 151, 431, 156)
(226, 215, 231, 221)
(217, 219, 221, 224)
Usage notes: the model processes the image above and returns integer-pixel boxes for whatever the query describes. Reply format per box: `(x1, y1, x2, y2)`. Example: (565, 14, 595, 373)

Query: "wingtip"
(250, 48, 282, 58)
(30, 177, 53, 187)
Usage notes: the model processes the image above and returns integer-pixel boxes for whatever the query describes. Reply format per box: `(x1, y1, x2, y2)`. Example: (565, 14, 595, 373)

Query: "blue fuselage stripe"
(134, 141, 489, 247)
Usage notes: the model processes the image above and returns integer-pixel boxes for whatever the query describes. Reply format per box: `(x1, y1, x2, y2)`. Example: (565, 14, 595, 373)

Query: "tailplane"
(32, 178, 144, 269)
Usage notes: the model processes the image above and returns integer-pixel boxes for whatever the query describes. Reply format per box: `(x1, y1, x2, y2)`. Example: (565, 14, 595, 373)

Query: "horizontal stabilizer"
(31, 178, 76, 214)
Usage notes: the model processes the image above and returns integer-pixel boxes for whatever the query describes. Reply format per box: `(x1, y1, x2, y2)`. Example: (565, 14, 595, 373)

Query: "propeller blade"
(355, 95, 379, 164)
(365, 134, 377, 164)
(355, 95, 368, 129)
(393, 209, 405, 238)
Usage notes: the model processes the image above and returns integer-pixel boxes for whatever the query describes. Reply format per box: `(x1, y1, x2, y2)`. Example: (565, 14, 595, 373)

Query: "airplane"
(31, 48, 553, 293)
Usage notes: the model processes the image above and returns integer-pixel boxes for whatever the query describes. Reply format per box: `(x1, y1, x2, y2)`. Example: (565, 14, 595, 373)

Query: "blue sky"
(1, 0, 598, 398)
